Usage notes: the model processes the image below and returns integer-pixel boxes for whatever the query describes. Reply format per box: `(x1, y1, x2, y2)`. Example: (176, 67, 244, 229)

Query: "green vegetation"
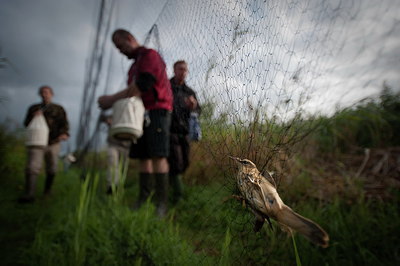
(313, 85, 400, 153)
(0, 88, 399, 265)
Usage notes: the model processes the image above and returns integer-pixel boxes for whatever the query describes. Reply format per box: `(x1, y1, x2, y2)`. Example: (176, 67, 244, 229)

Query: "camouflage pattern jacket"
(24, 103, 69, 145)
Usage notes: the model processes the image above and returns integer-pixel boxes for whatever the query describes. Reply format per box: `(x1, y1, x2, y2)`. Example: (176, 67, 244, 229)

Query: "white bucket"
(25, 113, 49, 147)
(109, 96, 145, 141)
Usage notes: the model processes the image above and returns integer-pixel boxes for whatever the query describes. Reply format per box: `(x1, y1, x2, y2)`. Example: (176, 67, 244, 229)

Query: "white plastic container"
(25, 113, 49, 147)
(109, 96, 145, 141)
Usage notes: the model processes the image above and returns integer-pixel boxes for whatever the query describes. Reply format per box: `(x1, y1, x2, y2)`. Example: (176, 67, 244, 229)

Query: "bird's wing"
(257, 179, 285, 212)
(261, 171, 277, 188)
(240, 172, 283, 219)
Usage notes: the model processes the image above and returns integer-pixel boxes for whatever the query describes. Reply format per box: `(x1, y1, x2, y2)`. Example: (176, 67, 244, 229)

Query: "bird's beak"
(229, 156, 239, 161)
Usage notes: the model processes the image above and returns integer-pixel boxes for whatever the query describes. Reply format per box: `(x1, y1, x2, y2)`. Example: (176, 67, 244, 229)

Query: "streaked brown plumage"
(230, 156, 329, 248)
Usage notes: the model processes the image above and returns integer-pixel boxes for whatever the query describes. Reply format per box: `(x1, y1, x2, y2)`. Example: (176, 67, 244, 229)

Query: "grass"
(1, 87, 400, 266)
(0, 156, 399, 265)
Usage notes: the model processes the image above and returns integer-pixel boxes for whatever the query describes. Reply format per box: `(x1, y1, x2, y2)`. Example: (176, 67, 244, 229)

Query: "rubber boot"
(44, 174, 55, 196)
(169, 174, 184, 204)
(18, 173, 37, 203)
(154, 173, 169, 218)
(133, 173, 153, 209)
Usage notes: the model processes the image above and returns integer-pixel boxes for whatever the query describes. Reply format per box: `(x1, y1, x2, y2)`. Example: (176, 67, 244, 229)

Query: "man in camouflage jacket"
(19, 85, 69, 203)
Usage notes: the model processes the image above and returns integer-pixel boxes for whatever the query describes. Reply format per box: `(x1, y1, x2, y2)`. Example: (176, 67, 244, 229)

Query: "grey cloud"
(1, 0, 399, 149)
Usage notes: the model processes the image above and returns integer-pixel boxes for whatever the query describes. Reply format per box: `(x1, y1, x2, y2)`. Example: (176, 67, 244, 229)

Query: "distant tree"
(379, 82, 400, 146)
(0, 46, 18, 73)
(0, 47, 18, 104)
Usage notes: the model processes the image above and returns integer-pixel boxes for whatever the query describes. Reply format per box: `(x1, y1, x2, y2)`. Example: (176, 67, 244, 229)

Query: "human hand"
(98, 95, 114, 110)
(184, 95, 197, 110)
(33, 110, 43, 116)
(58, 134, 69, 141)
(127, 83, 141, 97)
(100, 114, 112, 126)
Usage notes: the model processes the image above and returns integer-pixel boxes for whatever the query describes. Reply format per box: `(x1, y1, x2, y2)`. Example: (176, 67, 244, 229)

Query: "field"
(1, 89, 399, 265)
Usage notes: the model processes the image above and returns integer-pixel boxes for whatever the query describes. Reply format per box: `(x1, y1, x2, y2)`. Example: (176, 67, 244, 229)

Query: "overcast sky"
(1, 0, 399, 152)
(0, 0, 165, 151)
(150, 0, 400, 121)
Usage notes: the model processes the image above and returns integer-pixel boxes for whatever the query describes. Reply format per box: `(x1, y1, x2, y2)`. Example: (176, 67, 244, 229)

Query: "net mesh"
(140, 0, 399, 262)
(77, 0, 399, 263)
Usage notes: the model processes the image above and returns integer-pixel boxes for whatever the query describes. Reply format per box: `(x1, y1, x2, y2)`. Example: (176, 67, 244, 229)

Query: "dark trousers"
(168, 133, 190, 176)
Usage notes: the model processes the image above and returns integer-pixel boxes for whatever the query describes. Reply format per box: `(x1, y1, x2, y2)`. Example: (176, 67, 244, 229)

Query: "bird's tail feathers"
(277, 205, 329, 248)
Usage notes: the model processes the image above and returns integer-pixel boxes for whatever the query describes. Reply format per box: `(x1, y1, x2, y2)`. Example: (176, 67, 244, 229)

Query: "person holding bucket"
(19, 85, 69, 203)
(98, 29, 173, 217)
(99, 114, 135, 195)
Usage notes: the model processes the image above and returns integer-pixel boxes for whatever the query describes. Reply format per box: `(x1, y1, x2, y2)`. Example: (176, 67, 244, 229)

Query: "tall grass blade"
(291, 233, 302, 266)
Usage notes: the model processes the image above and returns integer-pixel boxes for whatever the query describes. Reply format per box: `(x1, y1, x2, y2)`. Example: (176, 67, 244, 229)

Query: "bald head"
(112, 29, 136, 42)
(112, 29, 139, 58)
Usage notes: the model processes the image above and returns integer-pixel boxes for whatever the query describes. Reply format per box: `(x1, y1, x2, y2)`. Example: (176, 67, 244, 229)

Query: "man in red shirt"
(98, 29, 173, 217)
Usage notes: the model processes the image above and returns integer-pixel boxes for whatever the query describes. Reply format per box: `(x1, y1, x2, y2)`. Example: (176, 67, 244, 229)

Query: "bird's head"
(229, 156, 258, 172)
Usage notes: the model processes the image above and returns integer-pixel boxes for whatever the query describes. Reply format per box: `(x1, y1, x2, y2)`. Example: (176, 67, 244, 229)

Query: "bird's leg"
(228, 194, 247, 208)
(254, 218, 265, 232)
(251, 208, 274, 232)
(251, 210, 265, 232)
(230, 194, 244, 202)
(222, 194, 244, 202)
(265, 216, 274, 231)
